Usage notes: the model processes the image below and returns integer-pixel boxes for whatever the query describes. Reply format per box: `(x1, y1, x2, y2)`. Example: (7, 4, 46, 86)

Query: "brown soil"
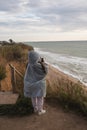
(1, 61, 25, 92)
(0, 101, 87, 130)
(1, 64, 12, 91)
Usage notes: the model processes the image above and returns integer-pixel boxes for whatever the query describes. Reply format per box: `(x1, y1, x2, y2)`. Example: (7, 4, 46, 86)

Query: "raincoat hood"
(28, 50, 40, 64)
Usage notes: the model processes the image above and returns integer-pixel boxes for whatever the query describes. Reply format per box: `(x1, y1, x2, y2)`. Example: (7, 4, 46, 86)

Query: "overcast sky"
(0, 0, 87, 41)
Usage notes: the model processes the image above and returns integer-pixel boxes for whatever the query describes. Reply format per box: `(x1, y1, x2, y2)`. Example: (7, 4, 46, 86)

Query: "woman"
(24, 50, 48, 115)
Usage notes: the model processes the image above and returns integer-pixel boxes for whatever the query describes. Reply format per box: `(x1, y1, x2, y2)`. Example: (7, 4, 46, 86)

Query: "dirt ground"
(0, 101, 87, 130)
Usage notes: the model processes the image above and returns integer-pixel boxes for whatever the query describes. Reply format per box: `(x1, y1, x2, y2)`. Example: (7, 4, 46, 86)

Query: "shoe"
(34, 108, 38, 113)
(38, 109, 46, 115)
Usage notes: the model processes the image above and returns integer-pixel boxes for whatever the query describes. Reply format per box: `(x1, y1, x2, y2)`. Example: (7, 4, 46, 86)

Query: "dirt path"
(0, 101, 87, 130)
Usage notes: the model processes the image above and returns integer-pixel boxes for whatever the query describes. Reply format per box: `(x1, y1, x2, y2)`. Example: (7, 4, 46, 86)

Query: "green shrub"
(57, 83, 87, 116)
(0, 96, 33, 116)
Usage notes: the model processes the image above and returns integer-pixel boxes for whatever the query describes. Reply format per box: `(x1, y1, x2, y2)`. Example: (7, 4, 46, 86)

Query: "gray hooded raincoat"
(24, 50, 48, 98)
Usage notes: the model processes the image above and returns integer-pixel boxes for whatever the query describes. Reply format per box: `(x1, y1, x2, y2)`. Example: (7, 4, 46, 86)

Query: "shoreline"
(51, 64, 87, 87)
(34, 47, 87, 87)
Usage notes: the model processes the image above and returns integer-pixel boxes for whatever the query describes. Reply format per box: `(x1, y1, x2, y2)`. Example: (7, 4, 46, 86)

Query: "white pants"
(31, 97, 44, 112)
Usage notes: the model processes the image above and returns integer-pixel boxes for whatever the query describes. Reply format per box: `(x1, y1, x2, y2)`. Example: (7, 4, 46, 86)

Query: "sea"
(25, 41, 87, 86)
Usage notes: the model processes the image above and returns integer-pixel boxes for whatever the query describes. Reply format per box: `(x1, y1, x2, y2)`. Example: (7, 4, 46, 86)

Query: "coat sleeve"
(33, 62, 48, 76)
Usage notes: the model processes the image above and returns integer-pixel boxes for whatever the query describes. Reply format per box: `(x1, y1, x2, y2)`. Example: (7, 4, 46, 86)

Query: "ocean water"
(25, 41, 87, 86)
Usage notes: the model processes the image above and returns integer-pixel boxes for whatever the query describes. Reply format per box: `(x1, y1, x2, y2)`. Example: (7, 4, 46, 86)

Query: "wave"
(35, 47, 87, 86)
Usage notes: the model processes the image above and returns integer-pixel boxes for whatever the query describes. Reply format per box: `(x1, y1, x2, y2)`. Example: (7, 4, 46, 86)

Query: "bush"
(57, 82, 87, 116)
(0, 44, 34, 62)
(0, 96, 33, 116)
(0, 45, 23, 61)
(18, 43, 34, 51)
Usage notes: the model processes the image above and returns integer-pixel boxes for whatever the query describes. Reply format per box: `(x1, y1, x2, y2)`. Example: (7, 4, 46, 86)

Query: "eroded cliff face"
(1, 61, 25, 92)
(1, 62, 86, 95)
(1, 64, 12, 91)
(0, 43, 33, 92)
(1, 42, 85, 94)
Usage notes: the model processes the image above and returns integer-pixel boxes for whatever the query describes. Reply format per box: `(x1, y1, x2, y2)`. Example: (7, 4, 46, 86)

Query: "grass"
(0, 42, 87, 117)
(0, 43, 33, 62)
(0, 96, 33, 116)
(0, 74, 87, 117)
(0, 44, 23, 61)
(56, 82, 87, 117)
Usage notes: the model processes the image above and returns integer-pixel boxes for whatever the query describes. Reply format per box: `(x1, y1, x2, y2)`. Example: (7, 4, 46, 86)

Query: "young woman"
(24, 50, 48, 115)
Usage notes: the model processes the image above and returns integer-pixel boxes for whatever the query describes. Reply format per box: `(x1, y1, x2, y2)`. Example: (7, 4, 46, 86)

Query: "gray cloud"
(22, 0, 87, 31)
(0, 0, 21, 12)
(0, 0, 87, 33)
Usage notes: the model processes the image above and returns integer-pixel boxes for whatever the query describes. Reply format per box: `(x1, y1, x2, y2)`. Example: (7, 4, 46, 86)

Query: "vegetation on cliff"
(0, 40, 33, 62)
(0, 40, 87, 117)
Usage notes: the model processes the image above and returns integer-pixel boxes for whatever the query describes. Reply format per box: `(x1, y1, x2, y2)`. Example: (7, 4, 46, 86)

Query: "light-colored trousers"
(31, 97, 44, 111)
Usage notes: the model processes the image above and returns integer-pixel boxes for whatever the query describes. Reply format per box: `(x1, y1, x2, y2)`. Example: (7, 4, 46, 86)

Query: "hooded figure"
(24, 50, 48, 98)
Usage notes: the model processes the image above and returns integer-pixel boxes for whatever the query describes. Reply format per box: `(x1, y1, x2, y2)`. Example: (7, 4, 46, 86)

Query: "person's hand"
(38, 58, 44, 63)
(41, 58, 44, 62)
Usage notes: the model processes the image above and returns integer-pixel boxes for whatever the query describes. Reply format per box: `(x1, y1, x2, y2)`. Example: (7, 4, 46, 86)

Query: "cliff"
(0, 42, 87, 116)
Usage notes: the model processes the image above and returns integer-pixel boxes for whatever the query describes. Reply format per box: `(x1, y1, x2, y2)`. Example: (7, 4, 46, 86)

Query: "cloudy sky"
(0, 0, 87, 41)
